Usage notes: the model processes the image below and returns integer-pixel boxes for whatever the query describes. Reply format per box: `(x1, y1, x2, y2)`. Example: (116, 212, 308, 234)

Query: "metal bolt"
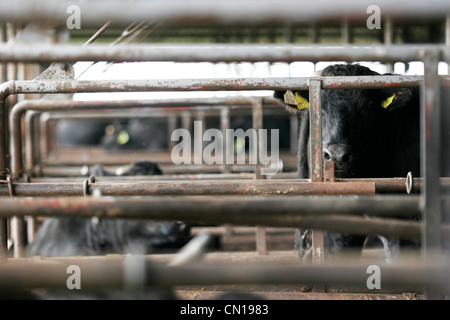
(60, 63, 69, 71)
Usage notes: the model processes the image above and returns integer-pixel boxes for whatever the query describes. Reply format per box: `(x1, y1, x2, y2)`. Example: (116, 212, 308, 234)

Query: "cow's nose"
(323, 145, 352, 163)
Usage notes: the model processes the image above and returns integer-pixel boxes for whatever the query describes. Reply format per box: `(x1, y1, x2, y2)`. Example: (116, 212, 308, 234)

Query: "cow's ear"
(378, 88, 417, 111)
(274, 90, 310, 111)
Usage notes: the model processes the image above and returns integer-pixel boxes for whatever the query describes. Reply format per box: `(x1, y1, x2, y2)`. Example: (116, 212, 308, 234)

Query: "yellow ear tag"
(295, 92, 310, 110)
(284, 90, 309, 110)
(381, 93, 396, 109)
(117, 130, 130, 145)
(283, 90, 296, 105)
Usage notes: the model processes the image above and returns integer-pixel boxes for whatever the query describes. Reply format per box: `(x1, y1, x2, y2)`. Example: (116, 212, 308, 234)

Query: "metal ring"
(83, 176, 96, 196)
(406, 171, 414, 194)
(6, 176, 13, 197)
(83, 179, 89, 196)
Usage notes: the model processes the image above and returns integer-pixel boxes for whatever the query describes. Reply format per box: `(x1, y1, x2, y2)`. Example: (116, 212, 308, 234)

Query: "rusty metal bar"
(309, 78, 325, 291)
(0, 76, 437, 97)
(30, 173, 257, 182)
(308, 79, 323, 183)
(0, 195, 425, 239)
(0, 181, 376, 197)
(22, 176, 450, 193)
(0, 44, 449, 64)
(2, 0, 450, 27)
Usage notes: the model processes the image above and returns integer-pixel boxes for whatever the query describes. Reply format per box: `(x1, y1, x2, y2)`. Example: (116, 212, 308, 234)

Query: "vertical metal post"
(0, 215, 5, 261)
(31, 112, 41, 175)
(0, 22, 7, 260)
(309, 79, 323, 183)
(24, 111, 37, 174)
(341, 19, 350, 44)
(6, 23, 25, 259)
(39, 113, 51, 160)
(309, 79, 325, 292)
(194, 110, 205, 164)
(311, 24, 319, 73)
(182, 110, 191, 132)
(253, 99, 263, 180)
(24, 111, 39, 241)
(220, 107, 233, 239)
(220, 107, 231, 174)
(446, 14, 450, 75)
(253, 98, 266, 255)
(47, 119, 58, 155)
(168, 114, 177, 150)
(421, 50, 442, 299)
(384, 18, 394, 73)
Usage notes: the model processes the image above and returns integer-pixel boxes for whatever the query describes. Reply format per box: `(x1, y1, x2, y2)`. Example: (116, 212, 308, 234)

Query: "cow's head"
(275, 64, 419, 178)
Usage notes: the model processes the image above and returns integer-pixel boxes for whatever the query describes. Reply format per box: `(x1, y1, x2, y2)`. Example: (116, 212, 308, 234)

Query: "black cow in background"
(57, 114, 292, 155)
(26, 161, 191, 257)
(274, 63, 421, 261)
(57, 119, 169, 151)
(100, 119, 169, 151)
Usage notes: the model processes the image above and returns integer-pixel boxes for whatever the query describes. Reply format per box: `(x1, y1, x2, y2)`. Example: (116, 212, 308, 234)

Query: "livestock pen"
(0, 0, 449, 303)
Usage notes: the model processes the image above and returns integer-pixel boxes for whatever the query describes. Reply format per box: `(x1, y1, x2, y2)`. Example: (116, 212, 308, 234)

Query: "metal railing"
(0, 3, 449, 300)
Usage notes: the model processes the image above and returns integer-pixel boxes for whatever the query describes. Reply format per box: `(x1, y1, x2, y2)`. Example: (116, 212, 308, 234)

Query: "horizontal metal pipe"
(1, 257, 450, 291)
(41, 149, 297, 165)
(0, 44, 449, 63)
(29, 173, 258, 182)
(22, 176, 450, 193)
(38, 164, 269, 176)
(0, 195, 425, 239)
(0, 180, 376, 197)
(1, 0, 450, 27)
(45, 104, 288, 119)
(1, 76, 438, 99)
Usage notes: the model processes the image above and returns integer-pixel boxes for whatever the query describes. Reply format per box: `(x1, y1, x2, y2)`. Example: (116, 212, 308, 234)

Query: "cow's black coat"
(275, 64, 421, 260)
(26, 161, 191, 257)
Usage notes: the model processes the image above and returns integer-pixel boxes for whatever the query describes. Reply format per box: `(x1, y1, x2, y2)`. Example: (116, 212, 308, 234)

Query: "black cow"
(56, 118, 169, 151)
(100, 119, 169, 151)
(26, 161, 191, 257)
(275, 64, 421, 261)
